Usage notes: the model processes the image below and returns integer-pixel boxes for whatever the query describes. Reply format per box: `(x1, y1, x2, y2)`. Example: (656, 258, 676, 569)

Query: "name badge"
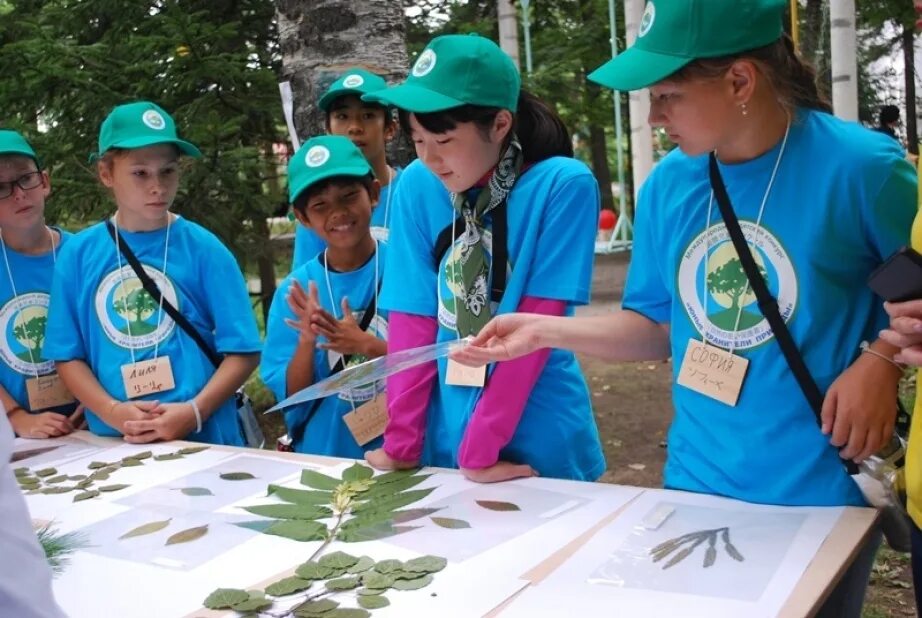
(120, 357, 176, 399)
(343, 394, 388, 446)
(445, 359, 486, 387)
(676, 340, 749, 406)
(26, 374, 76, 411)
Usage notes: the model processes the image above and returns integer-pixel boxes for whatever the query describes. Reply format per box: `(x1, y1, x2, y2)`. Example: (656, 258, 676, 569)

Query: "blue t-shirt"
(380, 157, 606, 481)
(43, 217, 262, 445)
(263, 244, 387, 458)
(623, 109, 918, 507)
(291, 170, 401, 269)
(0, 228, 76, 415)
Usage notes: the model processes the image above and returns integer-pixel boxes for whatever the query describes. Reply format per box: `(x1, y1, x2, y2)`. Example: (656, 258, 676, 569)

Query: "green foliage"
(36, 524, 87, 576)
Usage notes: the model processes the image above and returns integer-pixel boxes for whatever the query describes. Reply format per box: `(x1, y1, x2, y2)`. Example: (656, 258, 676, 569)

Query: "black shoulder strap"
(707, 154, 858, 475)
(105, 220, 222, 368)
(431, 201, 508, 303)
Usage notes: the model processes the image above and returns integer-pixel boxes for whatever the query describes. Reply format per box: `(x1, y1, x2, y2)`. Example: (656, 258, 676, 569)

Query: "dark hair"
(324, 95, 395, 130)
(879, 105, 900, 126)
(398, 89, 573, 162)
(292, 174, 376, 215)
(673, 34, 831, 114)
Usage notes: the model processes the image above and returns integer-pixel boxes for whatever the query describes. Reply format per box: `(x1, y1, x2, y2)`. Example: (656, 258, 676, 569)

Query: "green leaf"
(132, 451, 153, 460)
(325, 576, 361, 591)
(45, 474, 68, 484)
(73, 490, 99, 502)
(390, 508, 443, 524)
(177, 445, 211, 455)
(16, 477, 39, 487)
(267, 484, 332, 506)
(352, 488, 436, 515)
(119, 458, 143, 467)
(326, 609, 371, 618)
(265, 576, 313, 597)
(347, 555, 375, 574)
(357, 587, 388, 596)
(370, 468, 421, 484)
(101, 465, 120, 474)
(154, 453, 184, 461)
(230, 595, 273, 612)
(361, 474, 432, 499)
(431, 517, 470, 530)
(87, 461, 108, 469)
(89, 471, 110, 481)
(235, 520, 275, 533)
(76, 479, 94, 489)
(13, 467, 29, 477)
(295, 561, 335, 580)
(220, 472, 255, 481)
(265, 520, 327, 542)
(318, 551, 360, 569)
(67, 475, 87, 481)
(34, 468, 57, 477)
(372, 559, 403, 574)
(362, 571, 395, 589)
(293, 598, 338, 616)
(203, 588, 249, 610)
(165, 524, 208, 545)
(392, 574, 433, 590)
(300, 469, 341, 490)
(475, 500, 520, 512)
(342, 462, 374, 482)
(337, 521, 419, 543)
(242, 504, 332, 520)
(390, 570, 424, 580)
(119, 518, 172, 540)
(41, 486, 73, 494)
(174, 487, 213, 497)
(98, 484, 129, 492)
(404, 555, 447, 574)
(357, 594, 389, 610)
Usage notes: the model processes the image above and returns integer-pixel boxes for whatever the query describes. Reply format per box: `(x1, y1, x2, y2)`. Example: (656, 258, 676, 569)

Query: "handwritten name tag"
(120, 357, 176, 399)
(676, 340, 749, 406)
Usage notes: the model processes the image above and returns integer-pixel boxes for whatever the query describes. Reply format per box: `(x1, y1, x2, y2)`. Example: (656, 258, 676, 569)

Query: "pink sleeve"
(457, 296, 567, 469)
(382, 311, 439, 462)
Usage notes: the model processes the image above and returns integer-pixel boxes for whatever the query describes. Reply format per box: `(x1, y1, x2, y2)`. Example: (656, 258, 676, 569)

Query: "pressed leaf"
(318, 551, 360, 569)
(219, 471, 256, 481)
(119, 518, 171, 540)
(41, 486, 73, 494)
(120, 458, 143, 467)
(662, 546, 696, 569)
(325, 576, 361, 591)
(475, 500, 520, 512)
(35, 468, 57, 477)
(357, 594, 389, 610)
(165, 524, 208, 546)
(361, 474, 432, 500)
(265, 576, 312, 597)
(293, 598, 338, 615)
(89, 471, 110, 481)
(265, 520, 327, 542)
(13, 467, 30, 477)
(390, 570, 424, 581)
(174, 487, 213, 497)
(392, 574, 433, 590)
(17, 477, 39, 487)
(45, 474, 68, 484)
(372, 559, 403, 574)
(267, 484, 332, 506)
(203, 588, 249, 610)
(67, 475, 87, 481)
(431, 517, 470, 530)
(133, 451, 153, 460)
(347, 556, 375, 574)
(242, 503, 332, 520)
(326, 610, 370, 618)
(404, 556, 447, 574)
(235, 520, 275, 533)
(73, 490, 99, 502)
(337, 522, 419, 543)
(178, 445, 211, 455)
(300, 469, 341, 490)
(357, 587, 388, 596)
(370, 469, 420, 485)
(345, 507, 399, 529)
(295, 561, 335, 580)
(76, 479, 94, 489)
(101, 466, 120, 474)
(703, 546, 717, 568)
(87, 461, 108, 469)
(342, 462, 374, 482)
(362, 571, 395, 589)
(391, 508, 443, 524)
(351, 488, 436, 514)
(99, 484, 129, 492)
(154, 453, 184, 461)
(721, 528, 745, 562)
(231, 596, 273, 612)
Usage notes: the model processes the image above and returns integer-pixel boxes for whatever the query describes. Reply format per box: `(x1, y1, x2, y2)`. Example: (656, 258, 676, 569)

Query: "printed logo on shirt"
(412, 49, 437, 78)
(94, 265, 178, 349)
(342, 74, 365, 88)
(0, 293, 53, 375)
(327, 313, 388, 402)
(677, 222, 798, 350)
(638, 2, 656, 37)
(306, 145, 331, 168)
(142, 110, 167, 131)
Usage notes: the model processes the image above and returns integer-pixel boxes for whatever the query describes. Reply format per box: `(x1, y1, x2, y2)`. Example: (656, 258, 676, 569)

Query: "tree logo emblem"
(306, 146, 330, 168)
(639, 2, 656, 37)
(0, 293, 54, 375)
(437, 229, 509, 332)
(142, 110, 167, 131)
(412, 49, 437, 78)
(94, 265, 178, 349)
(342, 74, 365, 89)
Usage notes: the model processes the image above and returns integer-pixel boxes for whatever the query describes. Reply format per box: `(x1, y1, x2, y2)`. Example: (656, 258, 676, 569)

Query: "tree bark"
(800, 0, 825, 64)
(903, 25, 918, 155)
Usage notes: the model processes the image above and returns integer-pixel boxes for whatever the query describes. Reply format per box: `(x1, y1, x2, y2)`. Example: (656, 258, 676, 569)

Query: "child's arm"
(457, 296, 566, 482)
(312, 297, 387, 359)
(283, 280, 321, 395)
(0, 383, 76, 439)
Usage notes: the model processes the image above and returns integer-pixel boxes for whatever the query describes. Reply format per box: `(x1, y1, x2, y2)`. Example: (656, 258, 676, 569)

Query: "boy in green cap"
(291, 67, 400, 268)
(263, 135, 388, 457)
(44, 101, 261, 446)
(0, 129, 82, 438)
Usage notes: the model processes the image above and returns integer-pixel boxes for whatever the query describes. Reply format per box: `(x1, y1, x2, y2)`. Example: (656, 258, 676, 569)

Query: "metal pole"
(521, 0, 534, 75)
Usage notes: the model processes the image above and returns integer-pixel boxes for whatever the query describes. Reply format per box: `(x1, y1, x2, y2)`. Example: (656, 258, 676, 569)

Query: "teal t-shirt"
(291, 170, 401, 269)
(262, 244, 387, 458)
(0, 228, 75, 415)
(379, 157, 606, 481)
(623, 108, 918, 507)
(43, 217, 261, 445)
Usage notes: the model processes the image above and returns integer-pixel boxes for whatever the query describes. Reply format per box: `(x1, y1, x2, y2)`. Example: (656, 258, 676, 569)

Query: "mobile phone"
(868, 246, 922, 302)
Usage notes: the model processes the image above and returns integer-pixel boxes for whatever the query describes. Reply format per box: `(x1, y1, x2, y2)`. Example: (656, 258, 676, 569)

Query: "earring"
(740, 103, 749, 117)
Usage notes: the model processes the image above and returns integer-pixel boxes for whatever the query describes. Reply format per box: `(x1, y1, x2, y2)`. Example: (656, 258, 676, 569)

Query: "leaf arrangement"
(15, 445, 211, 503)
(650, 527, 745, 570)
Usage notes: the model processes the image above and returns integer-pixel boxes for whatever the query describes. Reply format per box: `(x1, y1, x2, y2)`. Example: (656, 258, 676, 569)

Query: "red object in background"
(598, 209, 617, 231)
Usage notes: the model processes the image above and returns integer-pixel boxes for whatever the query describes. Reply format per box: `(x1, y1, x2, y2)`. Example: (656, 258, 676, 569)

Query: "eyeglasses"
(0, 171, 43, 200)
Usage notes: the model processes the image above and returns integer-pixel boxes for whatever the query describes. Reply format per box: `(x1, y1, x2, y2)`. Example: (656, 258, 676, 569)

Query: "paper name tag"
(676, 340, 749, 406)
(445, 359, 486, 387)
(343, 394, 388, 446)
(26, 374, 76, 411)
(121, 357, 176, 399)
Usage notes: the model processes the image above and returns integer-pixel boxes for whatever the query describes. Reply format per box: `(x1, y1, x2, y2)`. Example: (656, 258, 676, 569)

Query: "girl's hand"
(881, 300, 922, 365)
(461, 461, 538, 483)
(450, 313, 549, 367)
(122, 402, 198, 443)
(285, 280, 321, 346)
(108, 400, 166, 435)
(9, 408, 75, 439)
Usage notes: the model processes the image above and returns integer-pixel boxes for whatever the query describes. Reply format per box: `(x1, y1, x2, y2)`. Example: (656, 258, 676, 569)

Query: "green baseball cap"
(288, 135, 373, 203)
(588, 0, 786, 91)
(93, 101, 202, 160)
(363, 34, 520, 113)
(318, 68, 389, 112)
(0, 130, 40, 166)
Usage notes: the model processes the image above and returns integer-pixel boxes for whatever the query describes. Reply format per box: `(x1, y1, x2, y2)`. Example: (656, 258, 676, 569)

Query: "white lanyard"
(382, 168, 395, 231)
(113, 213, 172, 364)
(701, 122, 790, 354)
(1, 226, 57, 377)
(322, 239, 379, 326)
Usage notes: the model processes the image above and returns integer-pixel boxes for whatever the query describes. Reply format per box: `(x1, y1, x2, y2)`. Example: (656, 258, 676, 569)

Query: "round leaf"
(295, 561, 336, 580)
(404, 556, 447, 574)
(318, 551, 360, 569)
(325, 609, 370, 618)
(294, 598, 338, 614)
(347, 555, 375, 574)
(231, 596, 273, 612)
(325, 576, 361, 591)
(392, 574, 433, 590)
(265, 576, 312, 597)
(357, 594, 390, 610)
(203, 588, 249, 610)
(373, 559, 403, 574)
(361, 571, 395, 589)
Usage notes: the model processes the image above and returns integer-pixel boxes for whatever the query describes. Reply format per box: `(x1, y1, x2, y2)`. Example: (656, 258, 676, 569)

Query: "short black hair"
(324, 95, 395, 130)
(292, 174, 376, 216)
(880, 105, 900, 125)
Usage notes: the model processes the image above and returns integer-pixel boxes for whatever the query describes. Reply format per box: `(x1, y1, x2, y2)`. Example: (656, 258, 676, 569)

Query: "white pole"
(498, 0, 521, 71)
(830, 0, 858, 121)
(521, 0, 534, 75)
(625, 0, 653, 198)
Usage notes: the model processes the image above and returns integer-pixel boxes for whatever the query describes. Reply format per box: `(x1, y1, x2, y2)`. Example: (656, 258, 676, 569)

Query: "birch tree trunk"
(829, 0, 858, 120)
(625, 0, 653, 199)
(497, 0, 520, 70)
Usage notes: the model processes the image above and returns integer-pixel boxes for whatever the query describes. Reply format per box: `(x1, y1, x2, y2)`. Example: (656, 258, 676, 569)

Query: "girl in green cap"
(453, 1, 915, 615)
(44, 102, 262, 446)
(363, 34, 606, 483)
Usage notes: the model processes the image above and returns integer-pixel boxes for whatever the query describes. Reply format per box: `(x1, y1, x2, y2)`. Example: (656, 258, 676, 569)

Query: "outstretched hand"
(450, 313, 550, 367)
